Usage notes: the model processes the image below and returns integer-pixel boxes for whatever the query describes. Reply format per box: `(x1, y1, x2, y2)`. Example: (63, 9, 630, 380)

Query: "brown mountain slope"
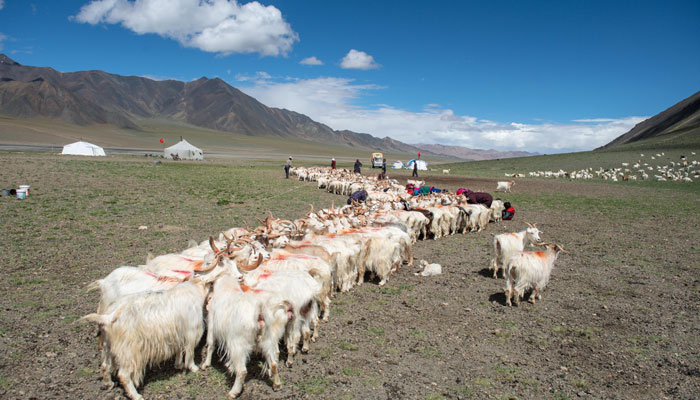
(416, 143, 535, 161)
(0, 54, 426, 153)
(0, 78, 138, 129)
(600, 90, 700, 149)
(0, 54, 530, 159)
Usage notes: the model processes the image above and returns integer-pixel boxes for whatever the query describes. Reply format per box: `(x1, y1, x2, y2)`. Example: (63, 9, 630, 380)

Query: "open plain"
(1, 151, 699, 400)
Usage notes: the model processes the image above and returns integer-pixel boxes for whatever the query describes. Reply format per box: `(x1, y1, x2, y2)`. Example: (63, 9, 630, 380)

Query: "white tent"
(164, 139, 204, 160)
(392, 160, 404, 169)
(61, 141, 106, 156)
(406, 159, 428, 170)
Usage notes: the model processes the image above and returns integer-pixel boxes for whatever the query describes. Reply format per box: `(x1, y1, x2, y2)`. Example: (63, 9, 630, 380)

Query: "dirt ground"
(1, 154, 699, 400)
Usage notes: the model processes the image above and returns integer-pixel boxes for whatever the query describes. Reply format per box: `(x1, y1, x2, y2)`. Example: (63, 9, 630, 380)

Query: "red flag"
(418, 152, 421, 158)
(160, 138, 165, 144)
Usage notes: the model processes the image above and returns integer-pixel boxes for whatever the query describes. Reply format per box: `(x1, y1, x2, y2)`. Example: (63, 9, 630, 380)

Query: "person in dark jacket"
(331, 158, 336, 169)
(354, 159, 362, 174)
(382, 159, 387, 174)
(462, 189, 493, 208)
(412, 160, 418, 177)
(284, 156, 292, 179)
(347, 190, 367, 204)
(502, 202, 515, 220)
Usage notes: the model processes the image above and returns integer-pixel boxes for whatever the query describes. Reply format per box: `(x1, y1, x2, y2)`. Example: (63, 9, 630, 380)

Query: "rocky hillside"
(416, 143, 535, 161)
(0, 54, 422, 154)
(600, 90, 700, 149)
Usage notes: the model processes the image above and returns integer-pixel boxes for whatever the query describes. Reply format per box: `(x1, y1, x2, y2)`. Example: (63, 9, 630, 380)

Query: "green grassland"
(438, 130, 700, 181)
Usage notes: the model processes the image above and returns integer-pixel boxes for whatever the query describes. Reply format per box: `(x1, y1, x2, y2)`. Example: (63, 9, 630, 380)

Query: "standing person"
(284, 156, 292, 179)
(382, 159, 387, 174)
(331, 158, 336, 170)
(354, 159, 362, 174)
(412, 160, 418, 177)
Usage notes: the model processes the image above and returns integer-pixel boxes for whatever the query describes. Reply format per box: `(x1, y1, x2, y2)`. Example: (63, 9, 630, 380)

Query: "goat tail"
(79, 308, 122, 326)
(86, 279, 103, 293)
(146, 252, 155, 264)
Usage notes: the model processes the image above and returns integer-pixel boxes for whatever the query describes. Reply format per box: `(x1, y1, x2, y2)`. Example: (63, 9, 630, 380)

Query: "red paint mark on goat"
(172, 270, 192, 275)
(534, 251, 548, 260)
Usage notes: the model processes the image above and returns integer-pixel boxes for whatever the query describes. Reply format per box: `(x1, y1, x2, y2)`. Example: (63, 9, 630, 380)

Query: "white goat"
(496, 180, 515, 192)
(505, 243, 566, 306)
(489, 223, 541, 278)
(415, 260, 442, 276)
(201, 274, 292, 398)
(243, 269, 321, 366)
(442, 169, 450, 174)
(81, 278, 209, 400)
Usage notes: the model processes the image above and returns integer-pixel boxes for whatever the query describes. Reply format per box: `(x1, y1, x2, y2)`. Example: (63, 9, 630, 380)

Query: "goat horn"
(306, 204, 314, 216)
(534, 242, 550, 246)
(525, 222, 534, 228)
(209, 236, 220, 254)
(222, 233, 233, 242)
(557, 245, 569, 253)
(239, 253, 264, 272)
(193, 254, 221, 272)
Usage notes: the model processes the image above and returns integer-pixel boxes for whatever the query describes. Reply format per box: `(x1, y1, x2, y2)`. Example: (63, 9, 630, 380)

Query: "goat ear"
(146, 252, 154, 264)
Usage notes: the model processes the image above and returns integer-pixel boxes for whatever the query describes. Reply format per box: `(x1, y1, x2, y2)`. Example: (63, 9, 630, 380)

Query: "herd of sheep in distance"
(521, 152, 699, 182)
(81, 165, 566, 399)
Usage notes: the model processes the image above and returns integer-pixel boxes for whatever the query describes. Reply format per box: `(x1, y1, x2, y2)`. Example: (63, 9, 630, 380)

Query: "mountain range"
(601, 90, 700, 149)
(0, 54, 532, 160)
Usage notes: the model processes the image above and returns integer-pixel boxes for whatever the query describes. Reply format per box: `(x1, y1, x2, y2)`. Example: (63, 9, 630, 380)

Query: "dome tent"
(61, 141, 106, 156)
(392, 160, 404, 169)
(164, 139, 204, 160)
(406, 158, 428, 170)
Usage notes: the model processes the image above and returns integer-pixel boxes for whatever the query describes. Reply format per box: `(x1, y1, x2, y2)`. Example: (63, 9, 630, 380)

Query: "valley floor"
(0, 152, 698, 399)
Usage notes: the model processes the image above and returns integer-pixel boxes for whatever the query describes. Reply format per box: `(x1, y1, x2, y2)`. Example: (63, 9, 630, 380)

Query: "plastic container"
(19, 185, 30, 195)
(16, 189, 26, 199)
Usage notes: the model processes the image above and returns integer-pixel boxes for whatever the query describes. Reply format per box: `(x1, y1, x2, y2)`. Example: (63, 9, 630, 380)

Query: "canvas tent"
(164, 139, 204, 160)
(61, 141, 106, 156)
(392, 160, 404, 169)
(406, 159, 428, 170)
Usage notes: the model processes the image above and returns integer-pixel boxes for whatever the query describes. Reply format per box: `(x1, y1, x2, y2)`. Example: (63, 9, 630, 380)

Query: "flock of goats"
(81, 166, 564, 400)
(525, 152, 699, 182)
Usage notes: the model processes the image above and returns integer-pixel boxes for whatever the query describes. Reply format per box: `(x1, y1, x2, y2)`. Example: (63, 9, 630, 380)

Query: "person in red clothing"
(502, 201, 515, 220)
(331, 158, 336, 169)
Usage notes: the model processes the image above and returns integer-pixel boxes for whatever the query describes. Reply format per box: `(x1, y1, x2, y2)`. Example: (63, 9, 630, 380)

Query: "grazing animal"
(442, 169, 450, 174)
(490, 223, 541, 278)
(496, 181, 515, 192)
(505, 243, 566, 306)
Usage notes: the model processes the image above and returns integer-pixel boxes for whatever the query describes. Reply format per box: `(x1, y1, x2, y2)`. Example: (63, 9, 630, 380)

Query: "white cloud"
(300, 56, 323, 66)
(73, 0, 298, 56)
(340, 49, 380, 70)
(0, 1, 4, 10)
(237, 75, 646, 153)
(0, 33, 6, 51)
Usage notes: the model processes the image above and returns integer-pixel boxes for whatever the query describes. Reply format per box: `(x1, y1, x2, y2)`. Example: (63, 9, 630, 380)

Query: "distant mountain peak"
(600, 90, 700, 149)
(0, 54, 20, 66)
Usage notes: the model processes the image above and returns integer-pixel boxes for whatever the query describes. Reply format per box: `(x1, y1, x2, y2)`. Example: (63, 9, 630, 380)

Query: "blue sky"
(1, 0, 699, 153)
